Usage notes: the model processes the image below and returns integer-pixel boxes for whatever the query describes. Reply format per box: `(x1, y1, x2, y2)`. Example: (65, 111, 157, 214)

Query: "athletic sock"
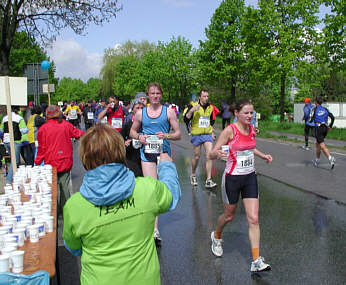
(251, 248, 259, 261)
(214, 231, 222, 239)
(328, 156, 332, 160)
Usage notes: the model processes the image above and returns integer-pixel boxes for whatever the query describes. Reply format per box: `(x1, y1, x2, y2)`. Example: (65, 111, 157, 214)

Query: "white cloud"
(47, 38, 103, 82)
(163, 0, 194, 7)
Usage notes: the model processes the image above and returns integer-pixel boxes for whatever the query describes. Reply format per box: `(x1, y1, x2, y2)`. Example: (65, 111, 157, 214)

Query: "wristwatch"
(166, 134, 170, 139)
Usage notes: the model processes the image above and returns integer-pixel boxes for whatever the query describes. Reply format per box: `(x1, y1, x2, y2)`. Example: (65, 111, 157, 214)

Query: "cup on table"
(14, 225, 28, 241)
(28, 225, 39, 243)
(12, 229, 25, 247)
(36, 221, 46, 238)
(10, 250, 24, 273)
(0, 226, 12, 235)
(42, 216, 54, 233)
(1, 247, 16, 268)
(2, 222, 13, 233)
(0, 255, 10, 273)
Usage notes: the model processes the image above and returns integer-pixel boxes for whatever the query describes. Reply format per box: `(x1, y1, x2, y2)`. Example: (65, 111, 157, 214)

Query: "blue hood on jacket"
(80, 163, 135, 206)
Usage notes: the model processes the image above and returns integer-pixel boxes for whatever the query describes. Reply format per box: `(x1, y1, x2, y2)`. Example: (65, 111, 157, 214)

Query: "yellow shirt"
(65, 105, 81, 120)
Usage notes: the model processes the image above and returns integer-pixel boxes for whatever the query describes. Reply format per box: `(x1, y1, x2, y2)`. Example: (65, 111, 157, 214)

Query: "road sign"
(42, 84, 55, 93)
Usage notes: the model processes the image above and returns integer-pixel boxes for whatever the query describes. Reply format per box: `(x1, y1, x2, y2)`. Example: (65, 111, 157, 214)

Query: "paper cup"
(42, 216, 54, 233)
(221, 145, 229, 153)
(10, 250, 24, 273)
(1, 247, 16, 268)
(28, 225, 39, 243)
(12, 229, 25, 247)
(0, 255, 10, 273)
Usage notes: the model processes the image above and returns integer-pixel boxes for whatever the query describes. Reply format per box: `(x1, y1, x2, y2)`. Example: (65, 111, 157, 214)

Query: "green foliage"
(260, 120, 346, 140)
(9, 32, 47, 76)
(198, 0, 247, 103)
(53, 77, 101, 103)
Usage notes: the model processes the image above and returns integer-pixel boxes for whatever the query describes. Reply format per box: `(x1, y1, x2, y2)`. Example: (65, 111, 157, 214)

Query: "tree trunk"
(0, 47, 10, 76)
(280, 73, 286, 122)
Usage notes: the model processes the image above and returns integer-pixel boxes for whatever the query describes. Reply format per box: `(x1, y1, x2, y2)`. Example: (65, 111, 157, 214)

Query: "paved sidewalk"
(266, 130, 346, 149)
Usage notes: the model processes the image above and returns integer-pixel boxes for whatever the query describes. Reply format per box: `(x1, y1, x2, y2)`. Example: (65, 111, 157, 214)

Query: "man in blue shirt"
(310, 96, 335, 169)
(301, 98, 315, 150)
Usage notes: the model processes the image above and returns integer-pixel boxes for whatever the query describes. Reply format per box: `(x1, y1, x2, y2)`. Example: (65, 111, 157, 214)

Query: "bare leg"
(243, 198, 260, 249)
(319, 142, 331, 158)
(215, 203, 238, 233)
(191, 145, 201, 176)
(204, 142, 213, 180)
(315, 142, 321, 159)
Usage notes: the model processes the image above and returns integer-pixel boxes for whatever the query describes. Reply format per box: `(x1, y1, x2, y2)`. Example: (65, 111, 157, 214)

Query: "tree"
(9, 31, 47, 76)
(256, 0, 320, 120)
(322, 0, 345, 69)
(198, 0, 247, 104)
(101, 41, 156, 97)
(156, 37, 197, 106)
(0, 0, 121, 75)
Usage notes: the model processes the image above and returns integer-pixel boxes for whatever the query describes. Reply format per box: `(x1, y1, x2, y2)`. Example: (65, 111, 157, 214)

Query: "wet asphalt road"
(57, 125, 346, 285)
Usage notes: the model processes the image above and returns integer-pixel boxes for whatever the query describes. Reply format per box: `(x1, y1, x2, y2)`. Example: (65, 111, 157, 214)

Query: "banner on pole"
(0, 77, 28, 106)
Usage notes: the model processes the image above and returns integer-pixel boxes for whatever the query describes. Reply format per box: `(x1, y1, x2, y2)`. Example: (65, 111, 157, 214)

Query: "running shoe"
(250, 256, 271, 272)
(301, 145, 310, 150)
(312, 158, 319, 167)
(154, 229, 162, 246)
(205, 179, 217, 188)
(190, 175, 198, 186)
(210, 231, 223, 257)
(329, 156, 335, 169)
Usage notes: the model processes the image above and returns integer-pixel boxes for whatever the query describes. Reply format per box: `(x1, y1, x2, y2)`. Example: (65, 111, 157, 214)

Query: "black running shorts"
(314, 125, 328, 144)
(221, 172, 258, 204)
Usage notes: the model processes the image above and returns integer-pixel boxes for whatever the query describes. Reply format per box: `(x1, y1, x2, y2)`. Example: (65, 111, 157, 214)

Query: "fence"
(294, 102, 346, 128)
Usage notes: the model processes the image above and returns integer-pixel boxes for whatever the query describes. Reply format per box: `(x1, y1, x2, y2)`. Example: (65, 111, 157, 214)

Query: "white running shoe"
(250, 256, 271, 272)
(312, 158, 319, 167)
(205, 179, 217, 188)
(190, 175, 198, 186)
(210, 231, 223, 257)
(301, 145, 310, 150)
(329, 156, 335, 169)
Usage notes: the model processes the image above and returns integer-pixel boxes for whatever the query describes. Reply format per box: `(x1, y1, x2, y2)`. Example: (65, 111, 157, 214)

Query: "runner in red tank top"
(208, 99, 273, 272)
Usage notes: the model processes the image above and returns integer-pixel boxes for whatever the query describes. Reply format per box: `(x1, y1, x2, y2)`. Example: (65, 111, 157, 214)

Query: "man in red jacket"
(35, 105, 85, 213)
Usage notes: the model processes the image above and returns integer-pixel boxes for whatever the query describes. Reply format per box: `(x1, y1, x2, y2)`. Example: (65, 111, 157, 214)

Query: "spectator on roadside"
(0, 106, 28, 183)
(220, 100, 232, 129)
(35, 105, 85, 213)
(63, 124, 181, 285)
(301, 97, 315, 150)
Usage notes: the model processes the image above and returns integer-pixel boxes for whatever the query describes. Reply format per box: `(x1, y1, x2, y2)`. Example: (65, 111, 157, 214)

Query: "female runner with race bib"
(208, 99, 273, 272)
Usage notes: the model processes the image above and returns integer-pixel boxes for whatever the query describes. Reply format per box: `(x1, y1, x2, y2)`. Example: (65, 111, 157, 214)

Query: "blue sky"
(46, 0, 327, 82)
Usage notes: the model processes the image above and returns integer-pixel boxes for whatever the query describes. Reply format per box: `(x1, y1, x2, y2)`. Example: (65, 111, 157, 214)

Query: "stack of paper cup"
(0, 255, 10, 273)
(10, 250, 24, 273)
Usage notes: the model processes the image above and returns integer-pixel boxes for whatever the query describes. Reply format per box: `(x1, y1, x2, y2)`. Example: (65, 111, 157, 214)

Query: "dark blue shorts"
(221, 172, 258, 204)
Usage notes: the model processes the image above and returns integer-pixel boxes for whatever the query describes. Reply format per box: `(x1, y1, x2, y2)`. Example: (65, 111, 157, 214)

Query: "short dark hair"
(199, 89, 208, 96)
(315, 96, 323, 105)
(32, 105, 42, 115)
